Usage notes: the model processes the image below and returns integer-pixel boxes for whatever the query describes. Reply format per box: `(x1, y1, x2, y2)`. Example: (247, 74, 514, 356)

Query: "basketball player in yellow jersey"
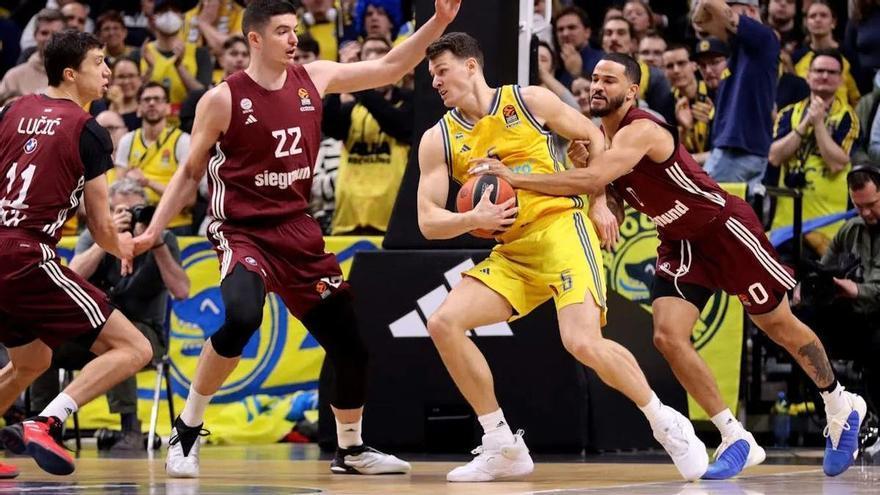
(418, 32, 709, 483)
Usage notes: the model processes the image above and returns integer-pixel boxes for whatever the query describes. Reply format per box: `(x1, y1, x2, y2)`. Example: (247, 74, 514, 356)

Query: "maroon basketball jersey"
(0, 94, 92, 244)
(210, 65, 323, 224)
(609, 108, 730, 240)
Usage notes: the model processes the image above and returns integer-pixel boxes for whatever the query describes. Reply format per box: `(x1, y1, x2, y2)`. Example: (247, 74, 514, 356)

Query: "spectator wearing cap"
(693, 0, 780, 195)
(638, 31, 667, 68)
(664, 43, 714, 164)
(181, 0, 244, 57)
(767, 0, 802, 55)
(853, 71, 880, 166)
(602, 15, 676, 124)
(769, 49, 859, 255)
(0, 9, 64, 96)
(553, 6, 603, 87)
(844, 0, 880, 94)
(97, 10, 138, 68)
(693, 37, 728, 93)
(792, 1, 861, 108)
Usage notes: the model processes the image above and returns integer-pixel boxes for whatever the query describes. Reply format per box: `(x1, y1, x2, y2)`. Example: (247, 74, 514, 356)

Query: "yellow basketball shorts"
(464, 210, 607, 324)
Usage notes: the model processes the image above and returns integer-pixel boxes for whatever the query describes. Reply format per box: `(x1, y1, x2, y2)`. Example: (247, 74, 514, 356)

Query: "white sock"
(821, 382, 847, 417)
(179, 386, 213, 427)
(710, 409, 741, 437)
(40, 392, 77, 422)
(638, 393, 667, 428)
(478, 409, 514, 442)
(336, 418, 363, 449)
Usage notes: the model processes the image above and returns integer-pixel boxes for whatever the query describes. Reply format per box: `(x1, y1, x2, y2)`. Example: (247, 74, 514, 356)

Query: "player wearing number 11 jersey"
(0, 30, 151, 478)
(134, 0, 462, 479)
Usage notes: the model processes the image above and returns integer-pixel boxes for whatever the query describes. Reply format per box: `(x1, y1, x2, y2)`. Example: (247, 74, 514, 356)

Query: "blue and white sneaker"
(823, 391, 867, 477)
(702, 429, 765, 479)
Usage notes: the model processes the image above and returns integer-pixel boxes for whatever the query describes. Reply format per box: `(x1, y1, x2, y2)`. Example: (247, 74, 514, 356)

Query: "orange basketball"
(456, 175, 517, 238)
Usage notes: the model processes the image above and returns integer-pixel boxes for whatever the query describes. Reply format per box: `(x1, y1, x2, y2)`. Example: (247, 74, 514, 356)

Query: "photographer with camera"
(29, 178, 189, 451)
(798, 164, 880, 458)
(769, 48, 860, 258)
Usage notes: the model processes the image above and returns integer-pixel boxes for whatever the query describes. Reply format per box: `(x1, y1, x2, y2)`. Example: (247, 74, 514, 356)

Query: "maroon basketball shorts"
(654, 196, 797, 314)
(207, 214, 348, 318)
(0, 235, 113, 349)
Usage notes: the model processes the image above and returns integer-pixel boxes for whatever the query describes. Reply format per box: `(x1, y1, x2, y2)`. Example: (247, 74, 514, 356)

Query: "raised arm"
(691, 0, 738, 43)
(417, 125, 516, 239)
(134, 84, 230, 253)
(305, 0, 460, 96)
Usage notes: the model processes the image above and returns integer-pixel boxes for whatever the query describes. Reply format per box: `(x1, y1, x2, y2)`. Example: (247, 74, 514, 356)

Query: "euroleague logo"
(608, 208, 727, 351)
(168, 241, 287, 403)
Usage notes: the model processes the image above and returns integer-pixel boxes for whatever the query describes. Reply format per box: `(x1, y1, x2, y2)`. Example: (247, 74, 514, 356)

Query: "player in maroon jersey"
(471, 52, 866, 479)
(0, 31, 153, 477)
(132, 0, 461, 478)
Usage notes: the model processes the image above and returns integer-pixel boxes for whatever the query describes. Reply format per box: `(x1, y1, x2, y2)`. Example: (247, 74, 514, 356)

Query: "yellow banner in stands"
(605, 182, 747, 421)
(55, 236, 382, 441)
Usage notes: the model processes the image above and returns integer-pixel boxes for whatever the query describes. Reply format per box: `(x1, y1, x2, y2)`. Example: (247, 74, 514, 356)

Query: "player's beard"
(590, 93, 626, 117)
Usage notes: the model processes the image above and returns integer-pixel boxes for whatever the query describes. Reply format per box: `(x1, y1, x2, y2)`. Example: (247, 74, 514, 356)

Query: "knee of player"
(14, 348, 52, 377)
(225, 301, 264, 331)
(652, 323, 689, 355)
(561, 334, 599, 364)
(130, 333, 154, 370)
(426, 311, 460, 341)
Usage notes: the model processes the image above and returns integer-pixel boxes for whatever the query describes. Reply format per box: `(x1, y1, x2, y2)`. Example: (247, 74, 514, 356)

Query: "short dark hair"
(223, 35, 248, 52)
(426, 32, 484, 67)
(45, 30, 103, 87)
(296, 34, 320, 56)
(554, 6, 591, 29)
(35, 8, 64, 32)
(848, 167, 880, 190)
(96, 10, 125, 32)
(242, 0, 297, 36)
(664, 42, 692, 57)
(600, 52, 642, 84)
(810, 47, 844, 71)
(137, 81, 169, 102)
(603, 14, 636, 41)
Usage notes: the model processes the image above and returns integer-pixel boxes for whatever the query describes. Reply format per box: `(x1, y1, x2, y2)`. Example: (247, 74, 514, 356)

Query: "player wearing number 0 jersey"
(0, 30, 151, 478)
(418, 32, 709, 483)
(479, 53, 867, 480)
(134, 0, 462, 479)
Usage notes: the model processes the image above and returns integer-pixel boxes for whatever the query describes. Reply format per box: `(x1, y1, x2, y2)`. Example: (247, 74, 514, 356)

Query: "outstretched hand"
(434, 0, 462, 25)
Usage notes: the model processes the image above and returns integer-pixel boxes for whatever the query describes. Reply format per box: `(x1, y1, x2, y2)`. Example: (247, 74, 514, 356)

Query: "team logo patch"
(298, 88, 315, 112)
(315, 275, 343, 299)
(244, 256, 258, 266)
(240, 98, 253, 112)
(23, 138, 37, 154)
(502, 104, 520, 127)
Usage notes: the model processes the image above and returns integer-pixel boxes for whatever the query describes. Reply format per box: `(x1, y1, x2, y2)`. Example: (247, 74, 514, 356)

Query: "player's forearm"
(144, 165, 200, 239)
(508, 168, 602, 197)
(89, 216, 126, 260)
(418, 207, 478, 240)
(380, 15, 449, 83)
(69, 243, 106, 278)
(153, 245, 190, 299)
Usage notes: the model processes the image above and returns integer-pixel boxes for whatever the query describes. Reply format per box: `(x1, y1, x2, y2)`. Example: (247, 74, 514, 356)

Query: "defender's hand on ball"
(470, 185, 518, 234)
(467, 158, 515, 185)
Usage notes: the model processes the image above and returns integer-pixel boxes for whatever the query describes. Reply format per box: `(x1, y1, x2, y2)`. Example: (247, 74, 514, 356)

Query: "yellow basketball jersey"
(127, 126, 191, 228)
(440, 85, 584, 240)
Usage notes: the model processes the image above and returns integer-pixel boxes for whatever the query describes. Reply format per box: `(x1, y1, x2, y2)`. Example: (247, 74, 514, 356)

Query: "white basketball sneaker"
(447, 429, 534, 482)
(652, 406, 709, 481)
(330, 445, 411, 474)
(166, 417, 209, 478)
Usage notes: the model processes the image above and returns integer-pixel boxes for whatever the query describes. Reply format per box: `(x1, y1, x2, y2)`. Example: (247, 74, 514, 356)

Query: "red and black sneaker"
(0, 416, 74, 475)
(0, 462, 19, 479)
